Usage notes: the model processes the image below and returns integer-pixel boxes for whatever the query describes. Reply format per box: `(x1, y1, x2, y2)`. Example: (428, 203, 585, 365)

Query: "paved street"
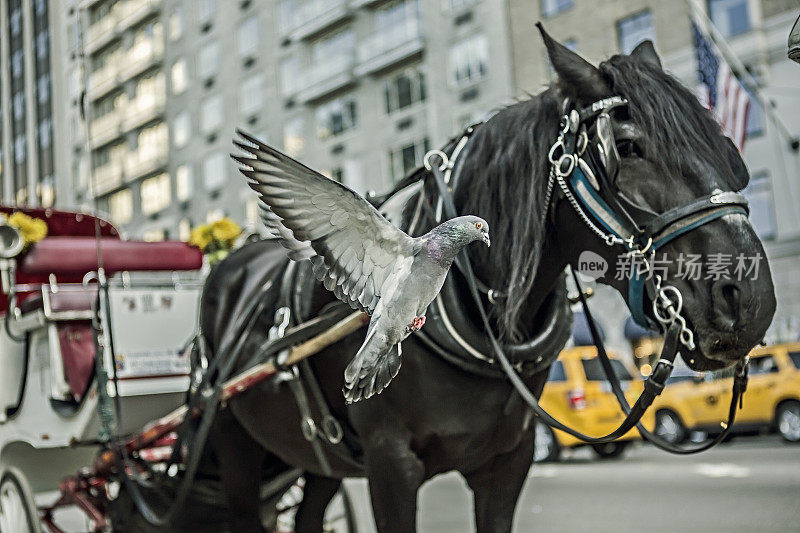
(343, 435, 800, 533)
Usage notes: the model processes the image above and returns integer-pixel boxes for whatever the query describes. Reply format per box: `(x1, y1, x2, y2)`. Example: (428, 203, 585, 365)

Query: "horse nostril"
(711, 280, 742, 329)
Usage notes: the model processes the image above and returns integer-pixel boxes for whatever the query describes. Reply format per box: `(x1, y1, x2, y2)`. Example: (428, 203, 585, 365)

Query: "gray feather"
(232, 131, 490, 403)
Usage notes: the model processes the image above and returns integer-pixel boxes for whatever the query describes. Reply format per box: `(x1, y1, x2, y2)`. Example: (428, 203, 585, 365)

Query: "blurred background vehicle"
(533, 345, 655, 462)
(652, 342, 800, 444)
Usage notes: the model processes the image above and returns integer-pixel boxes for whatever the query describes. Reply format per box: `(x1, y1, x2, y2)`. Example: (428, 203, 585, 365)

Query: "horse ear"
(629, 40, 662, 70)
(536, 22, 610, 104)
(724, 136, 750, 190)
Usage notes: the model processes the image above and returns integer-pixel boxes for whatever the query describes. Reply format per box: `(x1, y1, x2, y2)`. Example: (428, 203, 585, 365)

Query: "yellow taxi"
(534, 346, 654, 462)
(651, 342, 800, 444)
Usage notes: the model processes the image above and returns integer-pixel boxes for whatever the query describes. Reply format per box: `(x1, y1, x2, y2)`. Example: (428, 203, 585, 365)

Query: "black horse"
(201, 31, 776, 532)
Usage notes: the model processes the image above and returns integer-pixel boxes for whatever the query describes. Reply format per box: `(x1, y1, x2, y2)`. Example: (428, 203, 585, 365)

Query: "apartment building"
(508, 0, 800, 345)
(0, 0, 75, 208)
(62, 0, 516, 242)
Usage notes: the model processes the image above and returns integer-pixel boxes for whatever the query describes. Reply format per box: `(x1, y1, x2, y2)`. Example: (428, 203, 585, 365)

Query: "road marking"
(530, 466, 559, 478)
(694, 463, 750, 478)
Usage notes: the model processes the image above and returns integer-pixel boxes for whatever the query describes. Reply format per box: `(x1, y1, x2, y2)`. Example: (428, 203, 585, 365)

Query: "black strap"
(571, 268, 748, 454)
(428, 164, 676, 443)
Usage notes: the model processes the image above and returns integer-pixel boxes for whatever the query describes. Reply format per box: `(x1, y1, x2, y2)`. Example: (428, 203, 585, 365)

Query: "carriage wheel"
(271, 478, 357, 533)
(0, 467, 41, 533)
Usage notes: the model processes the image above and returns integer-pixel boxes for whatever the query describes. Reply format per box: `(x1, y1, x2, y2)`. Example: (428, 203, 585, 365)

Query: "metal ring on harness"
(653, 285, 683, 325)
(322, 415, 344, 445)
(424, 150, 449, 172)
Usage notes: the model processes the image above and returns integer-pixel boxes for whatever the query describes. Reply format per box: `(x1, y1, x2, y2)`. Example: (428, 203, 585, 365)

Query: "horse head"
(539, 27, 775, 371)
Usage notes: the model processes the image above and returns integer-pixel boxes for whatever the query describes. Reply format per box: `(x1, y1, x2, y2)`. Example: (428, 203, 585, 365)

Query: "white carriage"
(0, 207, 204, 531)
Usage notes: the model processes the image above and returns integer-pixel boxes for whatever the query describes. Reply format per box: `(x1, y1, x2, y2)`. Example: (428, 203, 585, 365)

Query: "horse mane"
(449, 89, 562, 343)
(598, 55, 732, 176)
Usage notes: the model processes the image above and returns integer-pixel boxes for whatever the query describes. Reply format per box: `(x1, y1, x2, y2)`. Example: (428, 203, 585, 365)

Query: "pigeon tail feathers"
(343, 329, 401, 404)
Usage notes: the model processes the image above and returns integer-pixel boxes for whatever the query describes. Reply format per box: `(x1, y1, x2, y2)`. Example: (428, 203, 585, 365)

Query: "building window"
(171, 59, 188, 95)
(449, 34, 488, 87)
(169, 6, 184, 41)
(246, 197, 259, 225)
(388, 137, 430, 182)
(375, 0, 419, 32)
(11, 51, 23, 79)
(141, 173, 171, 215)
(283, 117, 305, 157)
(109, 189, 133, 224)
(280, 56, 299, 96)
(198, 0, 217, 26)
(173, 111, 191, 148)
(541, 0, 573, 18)
(238, 18, 260, 59)
(311, 29, 355, 65)
(38, 118, 52, 149)
(179, 218, 192, 241)
(618, 10, 655, 55)
(176, 164, 194, 201)
(10, 8, 21, 36)
(240, 74, 265, 116)
(198, 41, 220, 80)
(200, 94, 223, 134)
(384, 67, 426, 113)
(142, 228, 166, 242)
(203, 151, 227, 190)
(13, 135, 26, 164)
(13, 93, 24, 121)
(36, 74, 50, 104)
(316, 95, 357, 139)
(709, 0, 750, 38)
(742, 171, 775, 240)
(36, 31, 49, 60)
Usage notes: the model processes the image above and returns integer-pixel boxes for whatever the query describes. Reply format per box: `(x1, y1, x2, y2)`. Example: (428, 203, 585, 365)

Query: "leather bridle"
(424, 94, 752, 454)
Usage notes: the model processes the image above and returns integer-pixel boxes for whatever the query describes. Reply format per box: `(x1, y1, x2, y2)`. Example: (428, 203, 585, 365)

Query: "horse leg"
(294, 473, 341, 533)
(209, 409, 268, 533)
(363, 433, 425, 533)
(463, 431, 535, 533)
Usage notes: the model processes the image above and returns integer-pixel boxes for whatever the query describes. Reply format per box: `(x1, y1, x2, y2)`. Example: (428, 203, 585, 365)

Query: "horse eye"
(616, 139, 643, 158)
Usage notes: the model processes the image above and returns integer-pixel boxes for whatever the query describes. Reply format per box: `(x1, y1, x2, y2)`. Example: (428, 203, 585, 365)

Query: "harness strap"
(572, 269, 748, 454)
(427, 164, 676, 444)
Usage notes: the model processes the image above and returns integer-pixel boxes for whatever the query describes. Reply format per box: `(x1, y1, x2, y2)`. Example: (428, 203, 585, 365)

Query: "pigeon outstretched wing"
(232, 131, 419, 315)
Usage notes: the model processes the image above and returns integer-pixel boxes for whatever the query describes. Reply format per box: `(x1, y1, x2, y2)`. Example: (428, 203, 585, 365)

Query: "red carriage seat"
(19, 237, 203, 276)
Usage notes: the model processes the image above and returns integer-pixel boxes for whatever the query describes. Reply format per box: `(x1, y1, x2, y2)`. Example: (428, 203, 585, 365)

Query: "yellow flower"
(189, 224, 213, 251)
(7, 212, 48, 246)
(210, 217, 241, 246)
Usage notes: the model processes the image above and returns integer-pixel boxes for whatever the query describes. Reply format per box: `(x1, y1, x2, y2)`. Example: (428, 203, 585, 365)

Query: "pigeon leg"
(408, 316, 426, 332)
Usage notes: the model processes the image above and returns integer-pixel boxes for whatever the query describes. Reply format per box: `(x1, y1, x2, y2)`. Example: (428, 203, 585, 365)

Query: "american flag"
(692, 20, 751, 151)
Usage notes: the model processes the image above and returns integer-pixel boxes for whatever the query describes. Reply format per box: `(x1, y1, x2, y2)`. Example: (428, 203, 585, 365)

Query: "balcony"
(92, 162, 124, 196)
(294, 55, 355, 103)
(281, 0, 350, 41)
(356, 19, 423, 76)
(118, 40, 164, 82)
(86, 14, 119, 54)
(87, 64, 120, 101)
(123, 93, 166, 131)
(349, 0, 386, 7)
(124, 144, 168, 181)
(89, 109, 124, 149)
(116, 0, 161, 31)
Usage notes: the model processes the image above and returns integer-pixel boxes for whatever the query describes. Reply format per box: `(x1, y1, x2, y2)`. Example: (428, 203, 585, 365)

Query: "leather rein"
(423, 95, 751, 454)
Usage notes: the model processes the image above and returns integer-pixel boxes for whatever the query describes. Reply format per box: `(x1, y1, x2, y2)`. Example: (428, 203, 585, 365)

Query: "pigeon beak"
(482, 233, 491, 247)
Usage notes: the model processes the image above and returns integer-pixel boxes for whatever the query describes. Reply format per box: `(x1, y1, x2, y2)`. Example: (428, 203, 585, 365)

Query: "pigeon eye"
(475, 222, 482, 229)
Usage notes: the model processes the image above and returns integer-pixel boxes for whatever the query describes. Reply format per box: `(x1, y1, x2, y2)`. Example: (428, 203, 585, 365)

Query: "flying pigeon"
(232, 131, 491, 403)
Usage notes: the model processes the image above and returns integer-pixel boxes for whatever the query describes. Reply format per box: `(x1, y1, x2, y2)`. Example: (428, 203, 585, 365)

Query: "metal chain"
(547, 130, 695, 351)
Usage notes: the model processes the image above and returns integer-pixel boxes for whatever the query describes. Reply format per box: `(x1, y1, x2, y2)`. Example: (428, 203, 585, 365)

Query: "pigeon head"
(439, 215, 491, 248)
